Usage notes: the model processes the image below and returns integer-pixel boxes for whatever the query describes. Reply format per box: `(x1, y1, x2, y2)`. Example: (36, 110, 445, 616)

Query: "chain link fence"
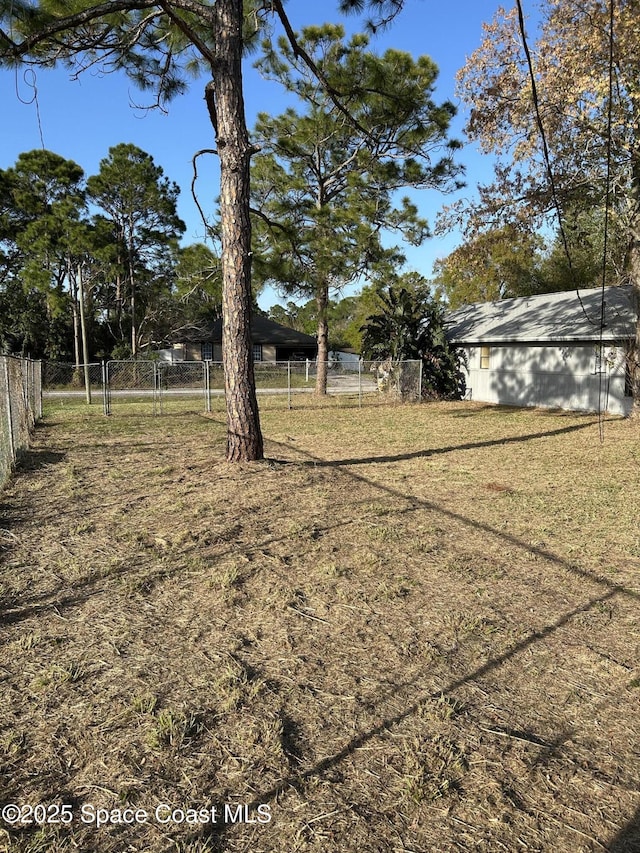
(41, 359, 424, 415)
(42, 361, 104, 406)
(0, 355, 42, 488)
(105, 361, 158, 414)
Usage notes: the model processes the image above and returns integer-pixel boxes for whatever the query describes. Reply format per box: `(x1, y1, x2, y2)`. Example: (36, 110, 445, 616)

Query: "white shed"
(446, 285, 636, 416)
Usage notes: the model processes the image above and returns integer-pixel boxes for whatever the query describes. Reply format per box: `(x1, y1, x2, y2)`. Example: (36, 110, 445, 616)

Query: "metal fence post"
(103, 361, 111, 416)
(36, 360, 43, 419)
(154, 363, 160, 416)
(204, 361, 211, 413)
(29, 360, 34, 418)
(29, 360, 36, 426)
(1, 357, 15, 464)
(25, 359, 33, 427)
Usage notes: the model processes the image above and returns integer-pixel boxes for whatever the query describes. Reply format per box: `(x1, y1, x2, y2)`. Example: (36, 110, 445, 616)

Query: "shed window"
(201, 342, 213, 361)
(480, 346, 491, 369)
(253, 344, 263, 362)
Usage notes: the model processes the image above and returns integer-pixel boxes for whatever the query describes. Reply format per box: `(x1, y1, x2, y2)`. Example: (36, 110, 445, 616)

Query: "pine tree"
(251, 24, 462, 393)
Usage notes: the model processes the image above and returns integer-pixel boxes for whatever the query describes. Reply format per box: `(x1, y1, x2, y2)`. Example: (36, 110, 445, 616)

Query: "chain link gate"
(44, 359, 425, 415)
(105, 361, 158, 415)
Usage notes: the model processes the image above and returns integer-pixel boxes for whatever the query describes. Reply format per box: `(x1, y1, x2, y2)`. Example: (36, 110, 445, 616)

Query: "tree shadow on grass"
(200, 435, 640, 848)
(14, 448, 67, 472)
(0, 557, 136, 629)
(607, 806, 640, 852)
(193, 583, 633, 851)
(274, 418, 598, 468)
(1, 449, 67, 529)
(274, 435, 640, 603)
(450, 404, 500, 417)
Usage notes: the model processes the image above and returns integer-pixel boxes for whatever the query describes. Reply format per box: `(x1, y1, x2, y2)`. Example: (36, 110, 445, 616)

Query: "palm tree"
(361, 285, 466, 399)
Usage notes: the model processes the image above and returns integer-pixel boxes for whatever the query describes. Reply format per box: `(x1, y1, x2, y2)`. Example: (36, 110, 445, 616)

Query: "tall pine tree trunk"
(210, 0, 263, 461)
(78, 264, 92, 404)
(128, 229, 137, 358)
(71, 282, 81, 370)
(315, 285, 329, 395)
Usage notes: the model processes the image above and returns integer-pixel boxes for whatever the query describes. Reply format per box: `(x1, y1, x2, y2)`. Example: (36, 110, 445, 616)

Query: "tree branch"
(157, 0, 215, 65)
(270, 0, 371, 139)
(0, 0, 159, 57)
(191, 148, 218, 238)
(249, 206, 290, 233)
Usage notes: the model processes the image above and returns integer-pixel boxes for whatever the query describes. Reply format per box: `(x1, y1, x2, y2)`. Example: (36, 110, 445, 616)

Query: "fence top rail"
(3, 355, 43, 364)
(36, 358, 426, 368)
(42, 362, 102, 374)
(103, 358, 423, 366)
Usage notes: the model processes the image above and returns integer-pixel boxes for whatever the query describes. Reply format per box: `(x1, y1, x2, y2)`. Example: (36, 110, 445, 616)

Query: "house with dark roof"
(166, 315, 317, 363)
(446, 285, 636, 415)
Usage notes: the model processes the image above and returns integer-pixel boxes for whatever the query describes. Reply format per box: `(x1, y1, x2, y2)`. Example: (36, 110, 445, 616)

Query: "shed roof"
(446, 285, 636, 344)
(173, 315, 317, 347)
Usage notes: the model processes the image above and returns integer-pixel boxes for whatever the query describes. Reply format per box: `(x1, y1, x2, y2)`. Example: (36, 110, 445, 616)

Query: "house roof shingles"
(173, 315, 317, 347)
(446, 285, 636, 345)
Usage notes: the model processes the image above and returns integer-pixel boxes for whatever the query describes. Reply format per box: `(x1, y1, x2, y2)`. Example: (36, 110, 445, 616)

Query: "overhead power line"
(514, 0, 616, 436)
(514, 0, 600, 329)
(597, 0, 616, 440)
(9, 0, 45, 149)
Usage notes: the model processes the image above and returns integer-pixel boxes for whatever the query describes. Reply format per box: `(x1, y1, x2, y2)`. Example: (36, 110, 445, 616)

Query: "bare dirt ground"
(0, 398, 639, 852)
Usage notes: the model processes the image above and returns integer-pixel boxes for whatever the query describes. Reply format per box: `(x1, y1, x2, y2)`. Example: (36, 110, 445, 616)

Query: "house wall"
(178, 343, 286, 363)
(155, 345, 186, 363)
(184, 343, 203, 362)
(461, 342, 632, 415)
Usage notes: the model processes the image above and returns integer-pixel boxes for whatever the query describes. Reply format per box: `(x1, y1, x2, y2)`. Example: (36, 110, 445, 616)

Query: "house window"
(201, 342, 213, 361)
(253, 344, 263, 362)
(480, 346, 491, 369)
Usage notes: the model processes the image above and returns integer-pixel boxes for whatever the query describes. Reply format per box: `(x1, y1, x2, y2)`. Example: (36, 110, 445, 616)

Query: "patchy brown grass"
(1, 398, 639, 852)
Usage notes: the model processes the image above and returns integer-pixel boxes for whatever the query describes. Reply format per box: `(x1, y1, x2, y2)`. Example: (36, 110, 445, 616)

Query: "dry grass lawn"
(0, 397, 639, 852)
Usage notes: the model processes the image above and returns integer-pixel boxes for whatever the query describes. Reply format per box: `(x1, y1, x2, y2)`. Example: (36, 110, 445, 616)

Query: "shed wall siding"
(462, 343, 631, 415)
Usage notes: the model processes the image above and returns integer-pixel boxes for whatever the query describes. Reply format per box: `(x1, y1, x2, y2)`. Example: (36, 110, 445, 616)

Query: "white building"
(446, 285, 636, 416)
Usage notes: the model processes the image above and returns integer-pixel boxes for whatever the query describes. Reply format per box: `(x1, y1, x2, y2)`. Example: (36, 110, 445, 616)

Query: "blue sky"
(0, 0, 511, 310)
